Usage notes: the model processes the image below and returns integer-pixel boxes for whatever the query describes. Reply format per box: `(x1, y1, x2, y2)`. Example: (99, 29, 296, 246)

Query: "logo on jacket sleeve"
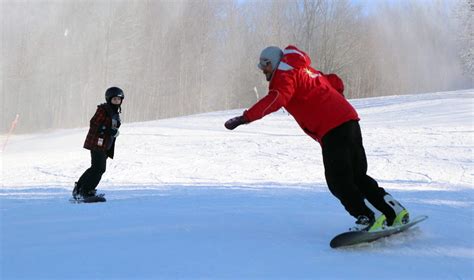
(305, 68, 320, 78)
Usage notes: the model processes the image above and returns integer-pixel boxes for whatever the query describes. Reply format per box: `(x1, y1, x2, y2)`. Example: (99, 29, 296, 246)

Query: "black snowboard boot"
(72, 186, 106, 203)
(351, 215, 376, 231)
(80, 189, 106, 203)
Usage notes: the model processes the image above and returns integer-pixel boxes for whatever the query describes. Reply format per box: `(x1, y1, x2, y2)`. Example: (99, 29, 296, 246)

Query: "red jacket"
(83, 104, 116, 158)
(243, 45, 359, 143)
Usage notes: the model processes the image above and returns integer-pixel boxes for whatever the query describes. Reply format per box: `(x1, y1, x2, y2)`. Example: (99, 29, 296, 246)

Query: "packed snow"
(1, 90, 473, 279)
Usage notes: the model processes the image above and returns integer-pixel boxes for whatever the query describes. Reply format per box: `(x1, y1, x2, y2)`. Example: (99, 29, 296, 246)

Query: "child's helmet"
(105, 87, 125, 103)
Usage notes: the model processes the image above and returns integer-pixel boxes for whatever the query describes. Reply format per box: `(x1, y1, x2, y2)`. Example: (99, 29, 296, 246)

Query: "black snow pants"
(321, 120, 396, 221)
(77, 150, 108, 194)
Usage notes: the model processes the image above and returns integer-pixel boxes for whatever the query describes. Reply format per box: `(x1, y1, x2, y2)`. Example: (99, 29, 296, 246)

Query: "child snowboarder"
(72, 87, 124, 203)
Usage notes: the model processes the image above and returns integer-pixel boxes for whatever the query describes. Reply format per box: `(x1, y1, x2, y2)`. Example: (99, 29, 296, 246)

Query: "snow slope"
(1, 90, 473, 279)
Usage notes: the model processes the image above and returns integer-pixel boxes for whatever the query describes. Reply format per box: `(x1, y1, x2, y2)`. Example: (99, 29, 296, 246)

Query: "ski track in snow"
(1, 90, 473, 279)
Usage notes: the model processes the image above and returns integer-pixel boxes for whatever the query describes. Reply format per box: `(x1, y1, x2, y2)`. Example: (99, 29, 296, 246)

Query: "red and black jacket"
(83, 103, 118, 159)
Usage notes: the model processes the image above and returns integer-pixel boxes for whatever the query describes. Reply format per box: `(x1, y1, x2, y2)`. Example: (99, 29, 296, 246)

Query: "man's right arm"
(224, 71, 296, 130)
(243, 71, 296, 122)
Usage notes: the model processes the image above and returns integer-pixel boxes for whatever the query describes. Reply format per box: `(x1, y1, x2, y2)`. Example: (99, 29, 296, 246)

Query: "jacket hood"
(280, 45, 312, 69)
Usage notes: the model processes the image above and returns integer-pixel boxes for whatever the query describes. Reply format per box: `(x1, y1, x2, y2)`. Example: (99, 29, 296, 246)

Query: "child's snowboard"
(330, 215, 428, 248)
(69, 194, 106, 203)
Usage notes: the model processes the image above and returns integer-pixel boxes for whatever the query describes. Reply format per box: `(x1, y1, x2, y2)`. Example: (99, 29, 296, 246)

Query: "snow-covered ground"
(1, 90, 473, 279)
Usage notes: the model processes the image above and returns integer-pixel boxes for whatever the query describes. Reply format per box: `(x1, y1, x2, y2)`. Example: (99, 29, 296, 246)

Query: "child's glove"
(224, 115, 248, 130)
(112, 118, 121, 129)
(110, 128, 120, 138)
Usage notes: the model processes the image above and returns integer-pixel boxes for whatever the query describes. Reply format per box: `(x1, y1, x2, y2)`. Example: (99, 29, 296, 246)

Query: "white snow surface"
(1, 90, 473, 279)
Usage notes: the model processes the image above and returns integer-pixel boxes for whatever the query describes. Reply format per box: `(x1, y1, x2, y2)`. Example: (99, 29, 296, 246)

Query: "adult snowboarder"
(72, 87, 124, 203)
(224, 45, 409, 231)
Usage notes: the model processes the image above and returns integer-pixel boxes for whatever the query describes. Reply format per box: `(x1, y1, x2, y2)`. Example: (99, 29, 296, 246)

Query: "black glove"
(110, 128, 120, 138)
(225, 115, 248, 130)
(112, 118, 121, 129)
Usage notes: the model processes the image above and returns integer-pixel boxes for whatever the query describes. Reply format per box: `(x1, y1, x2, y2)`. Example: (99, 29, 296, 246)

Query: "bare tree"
(454, 0, 474, 79)
(1, 0, 470, 133)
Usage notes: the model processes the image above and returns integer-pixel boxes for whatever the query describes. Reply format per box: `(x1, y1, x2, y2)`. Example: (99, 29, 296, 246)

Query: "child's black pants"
(77, 150, 107, 194)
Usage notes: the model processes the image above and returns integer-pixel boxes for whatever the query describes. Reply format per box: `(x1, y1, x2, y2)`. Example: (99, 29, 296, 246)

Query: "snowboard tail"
(330, 215, 428, 248)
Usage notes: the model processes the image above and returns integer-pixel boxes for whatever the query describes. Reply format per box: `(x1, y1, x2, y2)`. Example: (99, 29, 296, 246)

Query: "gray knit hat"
(257, 46, 283, 70)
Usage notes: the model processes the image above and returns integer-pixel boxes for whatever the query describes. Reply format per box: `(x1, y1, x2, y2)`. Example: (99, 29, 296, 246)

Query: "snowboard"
(69, 193, 106, 204)
(330, 215, 428, 248)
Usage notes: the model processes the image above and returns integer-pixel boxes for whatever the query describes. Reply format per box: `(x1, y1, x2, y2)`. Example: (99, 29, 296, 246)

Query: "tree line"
(1, 0, 472, 133)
